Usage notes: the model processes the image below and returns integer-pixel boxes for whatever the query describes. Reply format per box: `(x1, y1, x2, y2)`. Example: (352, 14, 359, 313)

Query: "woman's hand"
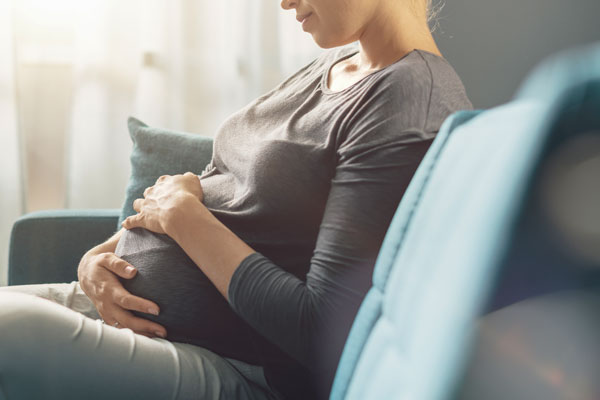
(122, 172, 204, 235)
(78, 251, 167, 339)
(122, 171, 253, 300)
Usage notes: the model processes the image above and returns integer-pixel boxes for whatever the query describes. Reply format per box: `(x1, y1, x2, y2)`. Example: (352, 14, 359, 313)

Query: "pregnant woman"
(0, 0, 472, 399)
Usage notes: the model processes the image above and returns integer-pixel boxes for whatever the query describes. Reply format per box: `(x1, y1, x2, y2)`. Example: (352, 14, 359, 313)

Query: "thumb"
(122, 214, 142, 230)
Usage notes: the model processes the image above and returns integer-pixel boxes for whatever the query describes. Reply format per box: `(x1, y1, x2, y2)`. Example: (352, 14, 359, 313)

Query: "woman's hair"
(425, 0, 445, 32)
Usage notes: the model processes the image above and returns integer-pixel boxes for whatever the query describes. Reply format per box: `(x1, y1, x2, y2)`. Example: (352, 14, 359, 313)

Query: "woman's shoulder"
(334, 49, 472, 145)
(411, 50, 474, 129)
(363, 50, 472, 134)
(381, 50, 473, 111)
(415, 50, 472, 105)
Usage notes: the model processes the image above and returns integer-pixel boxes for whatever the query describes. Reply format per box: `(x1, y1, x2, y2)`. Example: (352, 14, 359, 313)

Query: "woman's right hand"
(78, 251, 167, 339)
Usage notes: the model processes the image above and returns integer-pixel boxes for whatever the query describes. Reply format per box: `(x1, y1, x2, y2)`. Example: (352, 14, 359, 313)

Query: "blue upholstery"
(9, 209, 120, 285)
(330, 42, 600, 400)
(330, 109, 482, 397)
(7, 42, 600, 400)
(121, 117, 213, 227)
(516, 42, 600, 102)
(334, 100, 548, 400)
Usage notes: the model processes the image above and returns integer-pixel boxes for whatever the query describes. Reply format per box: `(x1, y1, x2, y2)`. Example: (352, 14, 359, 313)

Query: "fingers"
(84, 254, 167, 338)
(122, 214, 143, 230)
(96, 277, 167, 338)
(113, 307, 167, 338)
(133, 198, 143, 212)
(102, 307, 167, 338)
(111, 285, 160, 317)
(96, 253, 137, 279)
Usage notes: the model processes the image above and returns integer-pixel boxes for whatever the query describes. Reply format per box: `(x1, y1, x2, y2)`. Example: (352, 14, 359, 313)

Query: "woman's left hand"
(122, 172, 204, 235)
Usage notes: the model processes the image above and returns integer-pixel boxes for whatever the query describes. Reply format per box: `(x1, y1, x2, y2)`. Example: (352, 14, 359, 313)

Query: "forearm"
(165, 196, 255, 300)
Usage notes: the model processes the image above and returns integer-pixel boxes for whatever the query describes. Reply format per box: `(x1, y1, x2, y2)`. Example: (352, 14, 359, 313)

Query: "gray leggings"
(0, 282, 281, 400)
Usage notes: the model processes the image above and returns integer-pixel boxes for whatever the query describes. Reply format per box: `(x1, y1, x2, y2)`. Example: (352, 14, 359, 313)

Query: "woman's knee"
(0, 292, 81, 364)
(0, 291, 47, 337)
(0, 292, 77, 399)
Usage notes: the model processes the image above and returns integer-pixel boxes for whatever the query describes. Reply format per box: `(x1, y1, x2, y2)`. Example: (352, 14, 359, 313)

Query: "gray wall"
(433, 0, 600, 109)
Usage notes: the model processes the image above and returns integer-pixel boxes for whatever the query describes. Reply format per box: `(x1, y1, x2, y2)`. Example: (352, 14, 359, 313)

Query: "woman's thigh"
(0, 289, 276, 400)
(0, 281, 100, 319)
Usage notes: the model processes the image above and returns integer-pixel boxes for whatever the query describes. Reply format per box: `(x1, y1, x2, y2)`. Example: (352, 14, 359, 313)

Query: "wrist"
(164, 192, 207, 239)
(163, 195, 254, 300)
(77, 250, 96, 283)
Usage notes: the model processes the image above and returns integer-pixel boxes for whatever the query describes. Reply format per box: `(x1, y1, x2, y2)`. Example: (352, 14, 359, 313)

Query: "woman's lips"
(296, 13, 312, 31)
(296, 12, 312, 23)
(296, 12, 313, 31)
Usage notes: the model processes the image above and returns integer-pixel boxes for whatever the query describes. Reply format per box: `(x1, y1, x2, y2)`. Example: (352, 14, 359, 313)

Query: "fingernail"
(148, 308, 159, 316)
(125, 266, 136, 274)
(155, 331, 166, 338)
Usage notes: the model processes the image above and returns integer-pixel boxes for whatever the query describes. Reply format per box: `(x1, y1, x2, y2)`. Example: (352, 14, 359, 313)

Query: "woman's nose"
(280, 0, 297, 10)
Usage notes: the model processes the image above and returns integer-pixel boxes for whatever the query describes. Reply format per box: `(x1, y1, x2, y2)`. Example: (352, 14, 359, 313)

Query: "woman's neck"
(354, 2, 441, 72)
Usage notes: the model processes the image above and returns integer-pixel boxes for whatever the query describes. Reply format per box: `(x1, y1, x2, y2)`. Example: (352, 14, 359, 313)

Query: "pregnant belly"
(115, 228, 259, 363)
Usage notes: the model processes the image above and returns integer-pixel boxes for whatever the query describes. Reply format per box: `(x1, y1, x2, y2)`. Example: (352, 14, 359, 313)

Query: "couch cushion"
(515, 42, 600, 102)
(330, 109, 481, 397)
(119, 117, 213, 226)
(341, 100, 545, 400)
(330, 41, 600, 400)
(9, 209, 120, 285)
(330, 98, 549, 399)
(458, 75, 600, 399)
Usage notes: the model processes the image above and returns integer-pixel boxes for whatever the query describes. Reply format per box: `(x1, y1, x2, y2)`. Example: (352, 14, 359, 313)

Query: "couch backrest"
(330, 42, 600, 400)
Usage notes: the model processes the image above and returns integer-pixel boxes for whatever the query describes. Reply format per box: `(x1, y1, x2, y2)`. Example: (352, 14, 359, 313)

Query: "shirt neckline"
(320, 48, 446, 95)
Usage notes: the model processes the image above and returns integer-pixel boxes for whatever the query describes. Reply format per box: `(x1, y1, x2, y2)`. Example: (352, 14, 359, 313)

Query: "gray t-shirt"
(118, 45, 472, 399)
(208, 46, 472, 398)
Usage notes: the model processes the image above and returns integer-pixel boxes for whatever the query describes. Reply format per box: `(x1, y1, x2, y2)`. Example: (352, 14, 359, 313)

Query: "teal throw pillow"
(119, 117, 214, 227)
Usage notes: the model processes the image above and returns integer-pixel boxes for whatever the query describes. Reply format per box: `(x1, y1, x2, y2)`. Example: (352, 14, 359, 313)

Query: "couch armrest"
(8, 209, 120, 285)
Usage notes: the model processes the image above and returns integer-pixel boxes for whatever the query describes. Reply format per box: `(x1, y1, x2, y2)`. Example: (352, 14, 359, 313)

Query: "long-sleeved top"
(199, 45, 473, 399)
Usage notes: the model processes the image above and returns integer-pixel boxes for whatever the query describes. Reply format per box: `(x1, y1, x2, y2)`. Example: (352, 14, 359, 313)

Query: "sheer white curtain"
(0, 0, 323, 284)
(0, 0, 23, 286)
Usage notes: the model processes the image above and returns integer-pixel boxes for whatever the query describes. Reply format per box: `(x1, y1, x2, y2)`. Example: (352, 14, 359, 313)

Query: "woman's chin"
(311, 34, 350, 49)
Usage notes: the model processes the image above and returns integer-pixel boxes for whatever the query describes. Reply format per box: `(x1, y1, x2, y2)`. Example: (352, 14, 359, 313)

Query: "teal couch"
(8, 43, 600, 399)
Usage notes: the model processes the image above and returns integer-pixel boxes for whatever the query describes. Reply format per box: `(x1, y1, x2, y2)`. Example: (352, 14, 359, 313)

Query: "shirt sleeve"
(228, 89, 435, 378)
